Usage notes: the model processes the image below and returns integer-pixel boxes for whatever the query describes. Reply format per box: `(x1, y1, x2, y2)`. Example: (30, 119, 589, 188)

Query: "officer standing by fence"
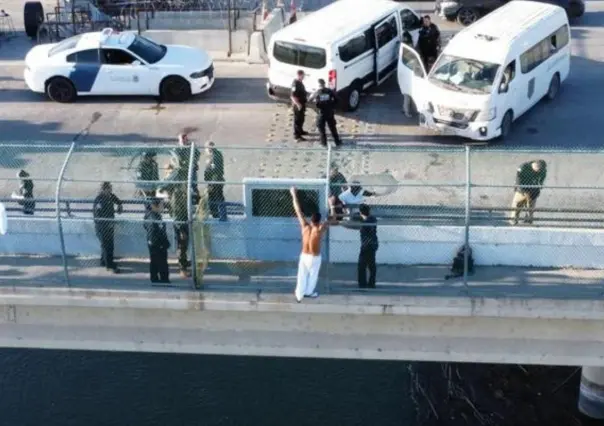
(170, 182, 191, 278)
(309, 78, 342, 148)
(204, 141, 226, 220)
(291, 70, 309, 142)
(135, 151, 159, 199)
(356, 204, 379, 289)
(144, 199, 170, 284)
(93, 182, 123, 273)
(510, 159, 547, 225)
(13, 169, 35, 215)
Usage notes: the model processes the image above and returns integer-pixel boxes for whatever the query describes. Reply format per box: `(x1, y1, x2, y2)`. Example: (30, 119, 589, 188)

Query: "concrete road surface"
(1, 1, 604, 222)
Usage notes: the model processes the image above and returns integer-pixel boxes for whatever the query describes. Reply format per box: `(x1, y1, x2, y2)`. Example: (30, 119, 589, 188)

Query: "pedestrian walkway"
(1, 255, 603, 300)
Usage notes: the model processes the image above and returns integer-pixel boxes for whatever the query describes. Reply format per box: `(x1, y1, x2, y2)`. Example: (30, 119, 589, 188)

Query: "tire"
(343, 82, 362, 112)
(456, 7, 479, 26)
(499, 110, 513, 140)
(24, 1, 44, 39)
(160, 76, 191, 102)
(545, 73, 560, 101)
(46, 77, 76, 103)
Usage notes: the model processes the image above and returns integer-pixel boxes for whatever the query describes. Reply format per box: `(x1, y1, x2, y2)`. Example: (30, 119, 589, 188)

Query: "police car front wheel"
(46, 77, 76, 103)
(160, 76, 192, 102)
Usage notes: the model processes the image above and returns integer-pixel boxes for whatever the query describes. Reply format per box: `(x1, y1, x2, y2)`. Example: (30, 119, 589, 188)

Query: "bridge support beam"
(579, 367, 604, 419)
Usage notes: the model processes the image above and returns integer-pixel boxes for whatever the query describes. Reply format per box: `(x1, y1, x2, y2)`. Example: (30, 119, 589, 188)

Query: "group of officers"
(289, 15, 443, 138)
(92, 134, 225, 283)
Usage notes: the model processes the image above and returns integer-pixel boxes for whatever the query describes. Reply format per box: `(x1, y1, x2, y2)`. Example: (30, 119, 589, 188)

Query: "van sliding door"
(374, 14, 400, 84)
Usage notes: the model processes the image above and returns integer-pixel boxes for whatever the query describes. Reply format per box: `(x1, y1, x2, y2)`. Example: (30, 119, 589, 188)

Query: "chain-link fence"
(2, 143, 604, 296)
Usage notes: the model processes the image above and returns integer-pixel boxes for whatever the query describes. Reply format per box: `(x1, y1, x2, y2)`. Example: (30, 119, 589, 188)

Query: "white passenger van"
(398, 0, 571, 141)
(266, 0, 423, 111)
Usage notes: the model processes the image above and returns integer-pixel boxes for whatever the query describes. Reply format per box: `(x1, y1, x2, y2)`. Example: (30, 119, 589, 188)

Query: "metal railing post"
(187, 142, 198, 287)
(324, 145, 332, 295)
(56, 142, 76, 287)
(463, 145, 471, 288)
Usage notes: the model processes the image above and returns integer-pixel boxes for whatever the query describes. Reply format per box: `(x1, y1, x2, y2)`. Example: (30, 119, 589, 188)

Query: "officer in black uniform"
(92, 182, 123, 273)
(144, 199, 171, 283)
(291, 69, 309, 141)
(309, 78, 341, 147)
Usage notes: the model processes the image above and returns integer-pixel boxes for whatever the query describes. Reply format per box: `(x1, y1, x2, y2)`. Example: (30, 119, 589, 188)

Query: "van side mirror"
(132, 60, 142, 66)
(499, 82, 508, 93)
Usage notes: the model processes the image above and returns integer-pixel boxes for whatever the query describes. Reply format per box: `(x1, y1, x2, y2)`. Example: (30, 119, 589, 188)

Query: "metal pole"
(463, 145, 471, 288)
(187, 142, 198, 287)
(324, 145, 332, 295)
(56, 142, 76, 287)
(227, 0, 233, 57)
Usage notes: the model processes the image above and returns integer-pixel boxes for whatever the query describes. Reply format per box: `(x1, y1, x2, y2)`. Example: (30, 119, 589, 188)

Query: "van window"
(376, 16, 398, 48)
(273, 41, 326, 69)
(338, 31, 373, 63)
(429, 55, 500, 94)
(520, 24, 569, 74)
(400, 9, 420, 31)
(401, 48, 424, 78)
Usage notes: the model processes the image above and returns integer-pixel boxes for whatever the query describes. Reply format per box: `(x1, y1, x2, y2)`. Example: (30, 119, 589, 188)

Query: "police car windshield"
(273, 41, 326, 69)
(127, 35, 166, 64)
(429, 54, 500, 95)
(48, 34, 84, 57)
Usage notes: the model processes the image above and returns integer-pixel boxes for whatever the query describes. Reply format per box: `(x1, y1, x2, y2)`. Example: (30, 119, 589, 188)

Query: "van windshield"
(429, 55, 500, 95)
(272, 41, 326, 69)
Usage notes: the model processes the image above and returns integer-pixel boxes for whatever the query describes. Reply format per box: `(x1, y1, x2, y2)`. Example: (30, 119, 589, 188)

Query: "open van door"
(397, 44, 429, 112)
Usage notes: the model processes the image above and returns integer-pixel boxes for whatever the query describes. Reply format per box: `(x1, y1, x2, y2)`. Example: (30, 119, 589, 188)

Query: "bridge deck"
(2, 255, 603, 300)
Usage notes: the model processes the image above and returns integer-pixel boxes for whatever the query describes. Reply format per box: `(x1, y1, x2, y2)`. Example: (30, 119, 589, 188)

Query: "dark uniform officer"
(204, 141, 226, 220)
(357, 204, 378, 289)
(135, 151, 159, 199)
(92, 182, 123, 273)
(170, 184, 190, 278)
(144, 199, 171, 283)
(418, 15, 441, 71)
(511, 160, 547, 225)
(16, 169, 35, 215)
(291, 69, 309, 141)
(310, 78, 341, 147)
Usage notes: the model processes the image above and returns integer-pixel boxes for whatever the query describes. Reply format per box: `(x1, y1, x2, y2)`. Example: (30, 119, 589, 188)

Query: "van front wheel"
(343, 83, 361, 112)
(499, 111, 513, 140)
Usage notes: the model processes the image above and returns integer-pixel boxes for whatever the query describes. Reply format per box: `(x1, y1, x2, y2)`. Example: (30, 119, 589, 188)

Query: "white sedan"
(24, 28, 215, 103)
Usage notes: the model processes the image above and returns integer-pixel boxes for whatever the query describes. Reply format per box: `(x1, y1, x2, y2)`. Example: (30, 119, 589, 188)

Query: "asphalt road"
(1, 1, 604, 219)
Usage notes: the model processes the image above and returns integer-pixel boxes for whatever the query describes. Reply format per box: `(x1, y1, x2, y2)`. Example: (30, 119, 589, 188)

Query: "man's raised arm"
(290, 187, 307, 228)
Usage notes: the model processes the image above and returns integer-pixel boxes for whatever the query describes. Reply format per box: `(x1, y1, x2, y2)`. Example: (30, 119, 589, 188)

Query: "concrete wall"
(146, 11, 253, 31)
(143, 29, 250, 56)
(3, 216, 604, 268)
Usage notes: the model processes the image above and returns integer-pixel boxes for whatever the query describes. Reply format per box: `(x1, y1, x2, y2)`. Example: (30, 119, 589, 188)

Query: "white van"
(398, 0, 571, 141)
(266, 0, 423, 111)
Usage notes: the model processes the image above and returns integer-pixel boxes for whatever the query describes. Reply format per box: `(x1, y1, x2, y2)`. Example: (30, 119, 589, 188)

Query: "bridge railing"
(2, 142, 604, 293)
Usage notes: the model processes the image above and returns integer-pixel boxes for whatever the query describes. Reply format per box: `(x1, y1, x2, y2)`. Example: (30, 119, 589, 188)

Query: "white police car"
(24, 28, 215, 103)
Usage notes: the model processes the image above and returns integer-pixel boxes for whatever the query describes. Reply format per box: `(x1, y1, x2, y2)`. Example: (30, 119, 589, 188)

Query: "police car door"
(397, 44, 428, 109)
(374, 14, 400, 85)
(97, 48, 147, 95)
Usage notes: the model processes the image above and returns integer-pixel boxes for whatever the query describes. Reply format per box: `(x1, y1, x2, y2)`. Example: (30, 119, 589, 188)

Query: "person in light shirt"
(335, 181, 376, 220)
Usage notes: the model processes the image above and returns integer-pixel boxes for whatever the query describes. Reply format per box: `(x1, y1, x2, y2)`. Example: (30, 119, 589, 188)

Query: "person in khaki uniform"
(510, 160, 547, 225)
(169, 184, 190, 278)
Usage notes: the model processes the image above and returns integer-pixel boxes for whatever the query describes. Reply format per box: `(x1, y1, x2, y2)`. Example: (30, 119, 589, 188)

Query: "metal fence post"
(56, 142, 76, 287)
(463, 145, 471, 288)
(187, 142, 198, 287)
(324, 145, 333, 295)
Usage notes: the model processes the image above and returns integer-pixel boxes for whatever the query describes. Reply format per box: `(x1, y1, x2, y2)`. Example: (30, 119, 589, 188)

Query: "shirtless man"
(290, 186, 335, 303)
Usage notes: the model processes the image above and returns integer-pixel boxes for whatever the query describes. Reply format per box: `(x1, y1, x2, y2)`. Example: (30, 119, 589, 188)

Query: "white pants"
(295, 253, 322, 300)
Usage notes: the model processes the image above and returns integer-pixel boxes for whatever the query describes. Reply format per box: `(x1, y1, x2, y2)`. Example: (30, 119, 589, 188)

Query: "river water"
(0, 349, 593, 426)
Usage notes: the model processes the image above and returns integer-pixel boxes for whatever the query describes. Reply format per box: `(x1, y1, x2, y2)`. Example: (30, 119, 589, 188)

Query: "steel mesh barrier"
(2, 143, 604, 295)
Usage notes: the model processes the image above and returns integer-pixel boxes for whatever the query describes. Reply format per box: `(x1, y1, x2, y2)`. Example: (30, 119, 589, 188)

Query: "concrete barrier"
(248, 7, 286, 63)
(3, 216, 604, 269)
(143, 29, 250, 57)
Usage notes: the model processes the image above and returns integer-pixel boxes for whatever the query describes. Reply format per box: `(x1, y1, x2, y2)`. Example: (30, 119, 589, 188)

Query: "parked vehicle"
(266, 0, 423, 111)
(398, 1, 571, 141)
(24, 28, 214, 103)
(435, 0, 584, 26)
